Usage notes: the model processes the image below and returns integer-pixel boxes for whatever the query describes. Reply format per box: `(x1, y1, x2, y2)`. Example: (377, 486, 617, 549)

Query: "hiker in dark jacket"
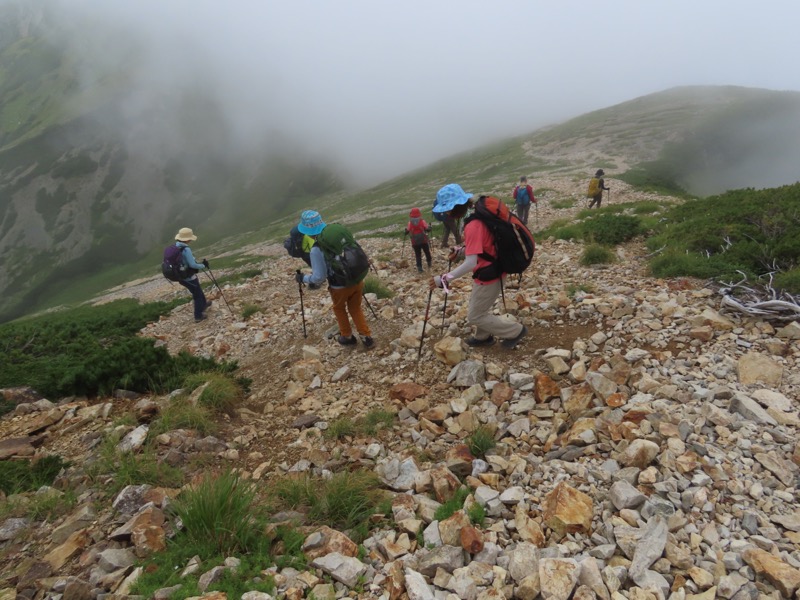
(429, 184, 527, 349)
(405, 207, 432, 273)
(294, 210, 374, 348)
(588, 169, 610, 209)
(174, 227, 211, 323)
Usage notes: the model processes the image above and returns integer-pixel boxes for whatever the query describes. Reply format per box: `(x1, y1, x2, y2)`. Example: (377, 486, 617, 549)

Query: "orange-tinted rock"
(389, 382, 428, 402)
(303, 526, 358, 560)
(445, 444, 474, 478)
(430, 466, 461, 502)
(44, 529, 91, 570)
(605, 392, 628, 408)
(460, 525, 485, 554)
(742, 547, 800, 597)
(534, 374, 561, 403)
(438, 510, 470, 546)
(132, 525, 166, 554)
(542, 482, 593, 536)
(563, 383, 594, 416)
(491, 382, 515, 407)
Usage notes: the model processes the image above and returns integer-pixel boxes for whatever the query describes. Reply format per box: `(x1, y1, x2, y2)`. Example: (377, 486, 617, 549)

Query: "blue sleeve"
(305, 246, 327, 286)
(182, 246, 205, 270)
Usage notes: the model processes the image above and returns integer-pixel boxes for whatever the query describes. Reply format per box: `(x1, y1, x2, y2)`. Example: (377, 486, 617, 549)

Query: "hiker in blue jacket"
(174, 227, 211, 323)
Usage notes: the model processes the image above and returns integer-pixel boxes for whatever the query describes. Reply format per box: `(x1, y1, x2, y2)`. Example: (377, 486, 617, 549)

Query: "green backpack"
(316, 223, 370, 287)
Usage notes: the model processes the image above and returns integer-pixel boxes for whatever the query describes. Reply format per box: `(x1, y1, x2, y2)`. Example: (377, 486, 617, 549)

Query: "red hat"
(409, 207, 422, 218)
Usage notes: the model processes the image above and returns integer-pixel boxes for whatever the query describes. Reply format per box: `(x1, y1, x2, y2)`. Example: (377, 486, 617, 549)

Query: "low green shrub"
(0, 455, 68, 495)
(324, 417, 357, 440)
(0, 398, 14, 418)
(581, 244, 616, 265)
(150, 397, 216, 437)
(466, 426, 496, 459)
(646, 184, 800, 284)
(549, 224, 582, 241)
(360, 409, 396, 435)
(241, 304, 261, 320)
(183, 372, 244, 414)
(774, 268, 800, 294)
(582, 213, 642, 246)
(549, 199, 575, 210)
(0, 299, 238, 399)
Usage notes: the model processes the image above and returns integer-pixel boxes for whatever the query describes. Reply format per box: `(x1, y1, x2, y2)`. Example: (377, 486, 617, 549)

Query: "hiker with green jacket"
(294, 210, 374, 348)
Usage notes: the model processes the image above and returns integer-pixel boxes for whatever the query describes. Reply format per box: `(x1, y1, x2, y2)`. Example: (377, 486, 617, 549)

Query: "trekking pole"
(204, 268, 233, 315)
(500, 277, 506, 310)
(417, 289, 433, 361)
(401, 232, 407, 259)
(535, 202, 539, 230)
(362, 292, 378, 319)
(440, 258, 452, 332)
(297, 270, 307, 338)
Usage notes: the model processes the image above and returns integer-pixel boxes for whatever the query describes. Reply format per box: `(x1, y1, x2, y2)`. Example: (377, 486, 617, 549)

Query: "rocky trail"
(2, 182, 800, 600)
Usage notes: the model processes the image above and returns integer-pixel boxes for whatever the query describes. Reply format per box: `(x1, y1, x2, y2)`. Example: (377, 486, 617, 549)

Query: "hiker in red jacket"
(512, 176, 536, 225)
(429, 184, 527, 349)
(405, 207, 432, 273)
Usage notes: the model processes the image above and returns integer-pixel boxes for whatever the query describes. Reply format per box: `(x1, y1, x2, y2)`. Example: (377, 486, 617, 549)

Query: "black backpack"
(283, 226, 312, 266)
(466, 196, 536, 281)
(161, 244, 193, 282)
(315, 223, 370, 287)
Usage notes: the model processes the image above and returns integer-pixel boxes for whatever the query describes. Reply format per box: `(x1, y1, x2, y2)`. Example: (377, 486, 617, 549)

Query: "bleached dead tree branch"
(717, 271, 800, 321)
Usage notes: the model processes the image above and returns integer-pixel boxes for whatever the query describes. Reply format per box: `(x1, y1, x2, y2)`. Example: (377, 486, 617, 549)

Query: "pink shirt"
(464, 219, 500, 285)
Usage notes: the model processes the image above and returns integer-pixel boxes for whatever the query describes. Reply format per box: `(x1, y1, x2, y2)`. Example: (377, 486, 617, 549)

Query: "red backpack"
(407, 218, 430, 245)
(466, 196, 535, 281)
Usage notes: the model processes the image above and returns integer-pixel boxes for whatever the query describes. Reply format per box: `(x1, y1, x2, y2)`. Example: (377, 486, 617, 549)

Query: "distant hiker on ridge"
(405, 207, 432, 273)
(167, 227, 211, 323)
(294, 210, 375, 348)
(512, 175, 536, 225)
(587, 169, 610, 209)
(430, 184, 528, 349)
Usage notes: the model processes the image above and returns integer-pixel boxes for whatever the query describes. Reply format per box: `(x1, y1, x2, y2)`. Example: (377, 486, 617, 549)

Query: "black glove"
(295, 271, 305, 284)
(202, 259, 209, 268)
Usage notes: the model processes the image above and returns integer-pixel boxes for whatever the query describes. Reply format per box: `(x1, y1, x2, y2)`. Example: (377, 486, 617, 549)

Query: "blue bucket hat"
(433, 183, 473, 214)
(297, 210, 326, 236)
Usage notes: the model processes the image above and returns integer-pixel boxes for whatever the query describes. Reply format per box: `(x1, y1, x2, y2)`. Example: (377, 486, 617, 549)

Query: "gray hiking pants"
(467, 279, 525, 341)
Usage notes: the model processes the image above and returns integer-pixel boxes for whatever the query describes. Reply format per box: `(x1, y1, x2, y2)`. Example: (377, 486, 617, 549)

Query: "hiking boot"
(501, 325, 527, 349)
(360, 336, 375, 349)
(202, 301, 212, 315)
(417, 266, 424, 273)
(466, 335, 496, 347)
(337, 335, 357, 346)
(194, 315, 207, 323)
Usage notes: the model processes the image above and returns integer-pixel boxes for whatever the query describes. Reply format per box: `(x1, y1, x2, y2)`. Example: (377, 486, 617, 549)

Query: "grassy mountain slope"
(0, 3, 347, 322)
(1, 2, 799, 322)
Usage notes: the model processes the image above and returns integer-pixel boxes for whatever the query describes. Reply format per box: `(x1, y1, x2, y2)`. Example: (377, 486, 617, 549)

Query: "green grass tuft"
(172, 470, 265, 555)
(363, 276, 394, 299)
(466, 426, 496, 459)
(581, 244, 616, 265)
(0, 455, 69, 495)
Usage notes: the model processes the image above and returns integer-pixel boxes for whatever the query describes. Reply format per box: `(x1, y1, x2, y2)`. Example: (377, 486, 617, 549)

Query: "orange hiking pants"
(328, 280, 371, 338)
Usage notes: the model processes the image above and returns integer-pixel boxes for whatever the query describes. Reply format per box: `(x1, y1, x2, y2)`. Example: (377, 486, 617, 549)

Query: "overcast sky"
(45, 0, 800, 185)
